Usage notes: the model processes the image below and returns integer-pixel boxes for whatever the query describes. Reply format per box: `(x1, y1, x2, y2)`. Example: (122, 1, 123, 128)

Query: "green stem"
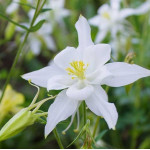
(92, 116, 100, 138)
(53, 128, 64, 149)
(83, 101, 86, 125)
(0, 0, 46, 102)
(83, 101, 87, 140)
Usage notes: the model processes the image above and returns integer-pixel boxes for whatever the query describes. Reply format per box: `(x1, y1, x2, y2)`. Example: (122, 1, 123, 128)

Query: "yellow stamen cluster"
(102, 12, 110, 20)
(66, 61, 88, 80)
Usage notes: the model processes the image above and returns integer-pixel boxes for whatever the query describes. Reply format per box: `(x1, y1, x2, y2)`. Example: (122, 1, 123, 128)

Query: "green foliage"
(0, 12, 28, 31)
(0, 0, 150, 149)
(4, 22, 16, 40)
(29, 19, 46, 32)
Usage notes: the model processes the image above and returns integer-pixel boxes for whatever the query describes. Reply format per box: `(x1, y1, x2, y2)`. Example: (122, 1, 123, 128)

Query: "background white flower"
(89, 0, 150, 43)
(22, 16, 150, 137)
(6, 0, 20, 14)
(27, 10, 56, 55)
(47, 0, 70, 23)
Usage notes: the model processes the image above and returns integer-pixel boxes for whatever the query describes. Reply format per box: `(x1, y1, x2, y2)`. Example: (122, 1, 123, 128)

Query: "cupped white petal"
(66, 81, 94, 100)
(87, 66, 112, 85)
(22, 63, 64, 87)
(47, 75, 76, 91)
(83, 44, 111, 71)
(85, 86, 118, 129)
(102, 62, 150, 87)
(54, 46, 78, 70)
(75, 15, 94, 49)
(45, 90, 79, 137)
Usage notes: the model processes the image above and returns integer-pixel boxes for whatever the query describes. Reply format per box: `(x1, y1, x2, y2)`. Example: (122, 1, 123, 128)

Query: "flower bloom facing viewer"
(0, 85, 25, 122)
(22, 16, 150, 137)
(89, 0, 150, 43)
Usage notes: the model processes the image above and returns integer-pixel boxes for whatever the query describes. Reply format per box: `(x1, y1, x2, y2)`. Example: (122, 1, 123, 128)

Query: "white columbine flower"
(18, 10, 56, 55)
(22, 16, 150, 137)
(47, 0, 70, 23)
(89, 0, 150, 43)
(27, 10, 56, 55)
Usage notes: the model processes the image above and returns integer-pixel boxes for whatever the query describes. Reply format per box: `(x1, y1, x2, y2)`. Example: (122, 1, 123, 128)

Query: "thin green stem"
(0, 0, 46, 102)
(92, 116, 100, 138)
(53, 128, 64, 149)
(83, 101, 87, 140)
(37, 112, 48, 117)
(0, 32, 30, 102)
(83, 101, 86, 126)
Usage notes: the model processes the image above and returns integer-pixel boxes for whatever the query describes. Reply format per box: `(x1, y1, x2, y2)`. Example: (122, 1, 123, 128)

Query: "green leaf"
(0, 12, 28, 31)
(15, 2, 52, 13)
(67, 122, 89, 148)
(95, 130, 108, 142)
(139, 137, 150, 149)
(29, 19, 46, 32)
(40, 8, 52, 13)
(5, 22, 16, 40)
(15, 1, 35, 9)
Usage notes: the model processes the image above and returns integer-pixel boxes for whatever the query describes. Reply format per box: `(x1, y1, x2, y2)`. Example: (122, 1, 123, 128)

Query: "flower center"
(66, 61, 88, 80)
(102, 12, 110, 20)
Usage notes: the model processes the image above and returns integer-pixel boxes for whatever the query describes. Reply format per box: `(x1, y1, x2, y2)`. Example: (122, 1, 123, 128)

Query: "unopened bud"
(0, 108, 38, 141)
(124, 52, 136, 64)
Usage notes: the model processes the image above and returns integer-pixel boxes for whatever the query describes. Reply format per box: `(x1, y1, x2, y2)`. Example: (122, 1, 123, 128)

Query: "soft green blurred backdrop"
(0, 0, 150, 148)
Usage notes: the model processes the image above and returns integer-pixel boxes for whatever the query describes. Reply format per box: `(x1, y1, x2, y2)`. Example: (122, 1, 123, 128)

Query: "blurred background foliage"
(0, 0, 150, 148)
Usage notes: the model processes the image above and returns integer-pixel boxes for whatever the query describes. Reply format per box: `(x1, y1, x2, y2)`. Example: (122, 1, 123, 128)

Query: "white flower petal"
(98, 4, 110, 14)
(22, 63, 64, 87)
(66, 82, 94, 100)
(54, 46, 78, 70)
(83, 44, 111, 71)
(45, 90, 79, 137)
(6, 0, 20, 14)
(87, 66, 112, 85)
(43, 35, 56, 51)
(75, 15, 94, 49)
(85, 86, 118, 129)
(110, 0, 121, 10)
(95, 30, 108, 43)
(50, 0, 65, 9)
(88, 15, 100, 26)
(60, 9, 70, 17)
(102, 62, 150, 87)
(47, 75, 76, 91)
(134, 1, 150, 15)
(120, 8, 138, 19)
(29, 37, 41, 55)
(120, 1, 150, 19)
